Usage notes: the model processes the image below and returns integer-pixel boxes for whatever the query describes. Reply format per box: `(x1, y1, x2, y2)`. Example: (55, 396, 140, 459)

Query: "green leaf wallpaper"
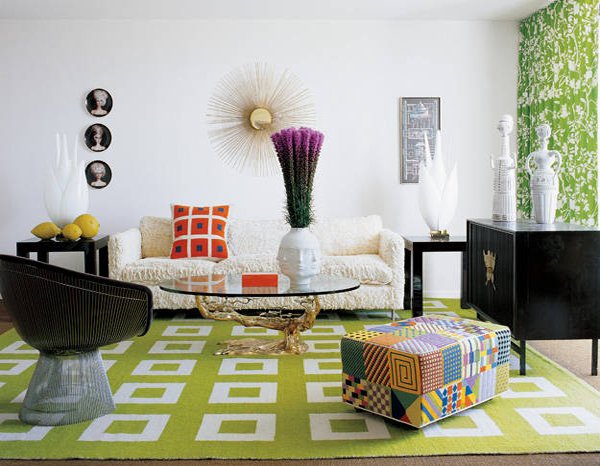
(517, 0, 599, 225)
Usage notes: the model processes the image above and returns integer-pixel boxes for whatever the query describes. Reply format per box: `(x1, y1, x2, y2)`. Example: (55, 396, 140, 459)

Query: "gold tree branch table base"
(160, 274, 359, 355)
(195, 295, 320, 354)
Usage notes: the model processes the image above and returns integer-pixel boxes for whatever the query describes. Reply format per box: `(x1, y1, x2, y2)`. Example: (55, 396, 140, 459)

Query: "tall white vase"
(491, 115, 517, 222)
(526, 124, 562, 224)
(277, 228, 321, 289)
(44, 134, 89, 227)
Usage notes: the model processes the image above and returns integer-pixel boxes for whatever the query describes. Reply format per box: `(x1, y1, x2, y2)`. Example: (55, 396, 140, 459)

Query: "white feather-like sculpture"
(43, 134, 89, 227)
(418, 130, 458, 236)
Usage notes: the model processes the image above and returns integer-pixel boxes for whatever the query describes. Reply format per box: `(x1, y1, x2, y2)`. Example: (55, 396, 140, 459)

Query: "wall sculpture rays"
(206, 63, 316, 176)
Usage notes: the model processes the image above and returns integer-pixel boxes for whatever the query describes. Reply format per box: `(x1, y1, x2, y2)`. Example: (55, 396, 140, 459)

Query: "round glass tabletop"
(159, 273, 360, 298)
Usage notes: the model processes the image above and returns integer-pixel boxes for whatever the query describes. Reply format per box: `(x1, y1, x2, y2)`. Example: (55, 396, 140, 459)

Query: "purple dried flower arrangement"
(271, 127, 324, 228)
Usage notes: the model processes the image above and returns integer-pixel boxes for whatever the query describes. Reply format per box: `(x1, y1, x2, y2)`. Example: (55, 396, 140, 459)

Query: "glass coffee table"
(159, 273, 360, 355)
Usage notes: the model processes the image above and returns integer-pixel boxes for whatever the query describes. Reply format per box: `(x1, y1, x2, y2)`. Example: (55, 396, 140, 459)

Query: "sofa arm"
(378, 229, 405, 309)
(108, 228, 142, 279)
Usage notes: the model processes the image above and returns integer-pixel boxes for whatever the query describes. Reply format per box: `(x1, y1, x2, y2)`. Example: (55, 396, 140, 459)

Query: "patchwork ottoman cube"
(341, 315, 511, 428)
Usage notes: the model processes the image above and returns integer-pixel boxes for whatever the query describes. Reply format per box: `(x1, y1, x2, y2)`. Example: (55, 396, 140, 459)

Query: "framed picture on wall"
(85, 160, 112, 189)
(85, 88, 113, 117)
(84, 124, 112, 152)
(399, 97, 441, 184)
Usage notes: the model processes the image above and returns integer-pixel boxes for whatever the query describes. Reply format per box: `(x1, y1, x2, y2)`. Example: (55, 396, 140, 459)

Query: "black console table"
(16, 236, 110, 277)
(403, 235, 468, 317)
(466, 219, 599, 376)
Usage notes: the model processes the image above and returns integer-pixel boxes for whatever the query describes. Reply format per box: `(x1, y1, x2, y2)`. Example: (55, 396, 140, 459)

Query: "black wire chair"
(0, 254, 153, 426)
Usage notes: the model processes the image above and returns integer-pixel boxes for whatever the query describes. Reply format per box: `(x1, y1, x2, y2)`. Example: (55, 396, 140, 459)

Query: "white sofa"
(108, 215, 404, 311)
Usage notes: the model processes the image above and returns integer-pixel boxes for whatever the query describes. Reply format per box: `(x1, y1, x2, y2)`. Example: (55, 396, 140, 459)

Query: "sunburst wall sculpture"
(206, 63, 316, 176)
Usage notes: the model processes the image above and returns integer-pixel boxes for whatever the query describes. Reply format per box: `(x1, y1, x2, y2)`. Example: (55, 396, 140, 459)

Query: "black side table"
(403, 235, 468, 317)
(16, 236, 110, 277)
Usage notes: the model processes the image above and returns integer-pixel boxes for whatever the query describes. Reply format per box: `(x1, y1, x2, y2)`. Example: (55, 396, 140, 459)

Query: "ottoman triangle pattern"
(391, 389, 420, 424)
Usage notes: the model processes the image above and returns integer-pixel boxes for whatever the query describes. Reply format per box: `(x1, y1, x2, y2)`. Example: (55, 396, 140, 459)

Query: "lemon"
(31, 222, 61, 239)
(73, 214, 100, 239)
(62, 223, 82, 241)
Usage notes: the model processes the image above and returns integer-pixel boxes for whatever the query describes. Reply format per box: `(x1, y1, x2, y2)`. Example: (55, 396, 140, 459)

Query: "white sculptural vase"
(44, 134, 89, 227)
(277, 228, 321, 289)
(491, 114, 517, 222)
(418, 130, 458, 237)
(526, 124, 562, 224)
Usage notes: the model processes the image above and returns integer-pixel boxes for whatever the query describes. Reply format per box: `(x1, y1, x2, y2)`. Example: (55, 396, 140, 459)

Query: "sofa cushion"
(214, 254, 278, 274)
(320, 255, 392, 285)
(120, 257, 215, 285)
(140, 216, 171, 258)
(214, 254, 392, 286)
(170, 204, 230, 261)
(312, 216, 382, 255)
(227, 219, 289, 257)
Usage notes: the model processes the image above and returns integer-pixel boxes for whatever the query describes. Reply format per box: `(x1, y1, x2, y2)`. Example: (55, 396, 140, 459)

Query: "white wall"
(0, 19, 518, 297)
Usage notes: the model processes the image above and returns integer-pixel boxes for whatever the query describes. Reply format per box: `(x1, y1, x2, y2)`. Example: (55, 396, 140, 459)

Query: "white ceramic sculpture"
(490, 115, 517, 221)
(418, 130, 458, 238)
(44, 134, 89, 227)
(277, 228, 321, 289)
(526, 124, 562, 224)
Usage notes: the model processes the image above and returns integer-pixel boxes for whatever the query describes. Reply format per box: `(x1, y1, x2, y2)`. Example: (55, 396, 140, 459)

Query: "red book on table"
(241, 273, 279, 287)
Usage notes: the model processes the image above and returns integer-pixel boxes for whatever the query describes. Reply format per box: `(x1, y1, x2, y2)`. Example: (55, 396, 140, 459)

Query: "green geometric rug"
(0, 299, 599, 459)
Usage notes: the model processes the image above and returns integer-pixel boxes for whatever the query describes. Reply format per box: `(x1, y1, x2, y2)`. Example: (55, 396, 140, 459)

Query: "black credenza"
(466, 218, 599, 375)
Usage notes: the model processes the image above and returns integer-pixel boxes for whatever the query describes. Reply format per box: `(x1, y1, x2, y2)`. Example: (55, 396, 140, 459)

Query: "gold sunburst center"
(249, 107, 273, 130)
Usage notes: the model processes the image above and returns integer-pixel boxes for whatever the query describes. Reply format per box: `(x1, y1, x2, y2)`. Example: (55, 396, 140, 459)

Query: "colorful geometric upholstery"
(170, 204, 230, 261)
(341, 315, 511, 428)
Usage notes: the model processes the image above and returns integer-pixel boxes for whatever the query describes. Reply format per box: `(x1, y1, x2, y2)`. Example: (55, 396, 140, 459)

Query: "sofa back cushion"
(140, 216, 172, 258)
(140, 215, 382, 257)
(228, 215, 382, 256)
(312, 215, 382, 255)
(227, 218, 289, 256)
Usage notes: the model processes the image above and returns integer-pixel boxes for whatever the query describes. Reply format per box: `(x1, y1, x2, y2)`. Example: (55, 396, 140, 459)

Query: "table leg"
(403, 248, 412, 311)
(37, 251, 49, 263)
(84, 249, 97, 275)
(412, 249, 423, 317)
(16, 245, 29, 259)
(98, 247, 109, 277)
(460, 250, 469, 309)
(520, 339, 527, 376)
(592, 339, 598, 376)
(195, 295, 321, 355)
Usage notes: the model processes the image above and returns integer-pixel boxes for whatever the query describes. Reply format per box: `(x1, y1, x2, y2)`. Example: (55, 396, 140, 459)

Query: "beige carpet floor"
(0, 303, 598, 466)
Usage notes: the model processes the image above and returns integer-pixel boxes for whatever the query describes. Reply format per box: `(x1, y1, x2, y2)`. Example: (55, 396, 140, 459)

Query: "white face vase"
(277, 227, 321, 288)
(278, 247, 320, 287)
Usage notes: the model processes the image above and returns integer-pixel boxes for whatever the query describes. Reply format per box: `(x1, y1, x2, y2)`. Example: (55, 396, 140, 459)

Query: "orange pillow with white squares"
(170, 204, 230, 260)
